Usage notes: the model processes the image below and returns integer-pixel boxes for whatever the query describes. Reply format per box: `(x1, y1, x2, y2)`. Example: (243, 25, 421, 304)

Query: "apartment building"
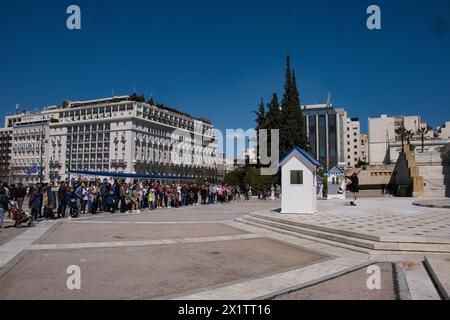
(368, 114, 432, 165)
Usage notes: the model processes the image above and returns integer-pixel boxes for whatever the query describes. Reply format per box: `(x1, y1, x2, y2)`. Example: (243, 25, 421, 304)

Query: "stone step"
(424, 255, 450, 300)
(240, 215, 450, 253)
(248, 213, 450, 244)
(401, 261, 441, 300)
(423, 189, 447, 198)
(241, 215, 396, 250)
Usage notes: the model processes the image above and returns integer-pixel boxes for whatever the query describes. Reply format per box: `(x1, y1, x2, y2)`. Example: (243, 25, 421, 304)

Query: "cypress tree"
(280, 56, 307, 157)
(266, 93, 282, 155)
(254, 98, 266, 166)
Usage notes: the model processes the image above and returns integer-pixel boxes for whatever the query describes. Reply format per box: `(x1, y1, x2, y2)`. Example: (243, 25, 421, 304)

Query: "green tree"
(395, 122, 408, 151)
(253, 98, 266, 166)
(243, 167, 276, 193)
(223, 168, 246, 187)
(147, 96, 155, 105)
(280, 56, 307, 157)
(266, 93, 282, 156)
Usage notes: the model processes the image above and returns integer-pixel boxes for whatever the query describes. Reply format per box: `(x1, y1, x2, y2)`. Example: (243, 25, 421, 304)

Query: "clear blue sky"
(1, 0, 450, 139)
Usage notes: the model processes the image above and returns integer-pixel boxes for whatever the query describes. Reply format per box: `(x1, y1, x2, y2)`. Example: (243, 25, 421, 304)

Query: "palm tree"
(417, 125, 430, 152)
(395, 123, 408, 151)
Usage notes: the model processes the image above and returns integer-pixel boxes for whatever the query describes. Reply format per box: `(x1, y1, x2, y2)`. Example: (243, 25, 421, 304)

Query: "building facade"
(0, 128, 13, 182)
(9, 110, 56, 184)
(3, 96, 219, 184)
(302, 104, 361, 169)
(344, 117, 362, 168)
(360, 133, 368, 164)
(438, 122, 450, 139)
(368, 114, 433, 165)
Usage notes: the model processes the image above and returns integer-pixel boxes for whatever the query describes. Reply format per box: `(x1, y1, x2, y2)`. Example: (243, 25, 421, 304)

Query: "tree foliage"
(252, 56, 308, 164)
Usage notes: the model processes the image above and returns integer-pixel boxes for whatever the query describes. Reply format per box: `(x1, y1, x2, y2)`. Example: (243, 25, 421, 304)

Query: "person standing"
(28, 187, 41, 220)
(47, 183, 57, 215)
(57, 182, 67, 218)
(345, 172, 360, 206)
(112, 180, 120, 212)
(119, 180, 128, 213)
(0, 187, 8, 228)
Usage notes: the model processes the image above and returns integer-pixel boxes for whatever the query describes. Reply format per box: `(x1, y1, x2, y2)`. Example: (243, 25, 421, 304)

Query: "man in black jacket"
(345, 172, 360, 206)
(57, 182, 67, 218)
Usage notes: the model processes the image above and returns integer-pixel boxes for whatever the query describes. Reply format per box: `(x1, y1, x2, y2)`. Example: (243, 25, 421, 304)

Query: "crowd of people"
(0, 180, 281, 227)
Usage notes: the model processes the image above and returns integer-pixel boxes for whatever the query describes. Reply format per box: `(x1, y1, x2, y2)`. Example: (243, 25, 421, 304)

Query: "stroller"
(68, 197, 79, 218)
(9, 202, 33, 228)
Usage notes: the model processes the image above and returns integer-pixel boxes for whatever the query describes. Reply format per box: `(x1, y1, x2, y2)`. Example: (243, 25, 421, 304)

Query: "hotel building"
(3, 96, 218, 184)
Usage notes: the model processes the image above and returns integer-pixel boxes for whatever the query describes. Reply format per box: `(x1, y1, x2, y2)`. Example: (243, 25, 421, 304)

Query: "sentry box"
(279, 147, 323, 214)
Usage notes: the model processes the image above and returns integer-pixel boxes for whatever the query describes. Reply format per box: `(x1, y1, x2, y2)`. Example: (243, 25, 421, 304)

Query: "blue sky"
(1, 0, 450, 144)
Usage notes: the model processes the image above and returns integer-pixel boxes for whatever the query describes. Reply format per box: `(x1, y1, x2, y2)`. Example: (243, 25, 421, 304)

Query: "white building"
(4, 96, 219, 184)
(280, 147, 322, 214)
(325, 164, 346, 200)
(9, 110, 56, 184)
(360, 133, 368, 164)
(344, 117, 362, 168)
(438, 122, 450, 139)
(368, 114, 432, 165)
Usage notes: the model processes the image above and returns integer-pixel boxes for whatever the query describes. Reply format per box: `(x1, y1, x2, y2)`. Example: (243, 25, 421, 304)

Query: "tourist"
(345, 172, 360, 206)
(0, 187, 8, 228)
(16, 183, 27, 215)
(148, 188, 155, 210)
(28, 187, 41, 220)
(57, 182, 67, 218)
(130, 185, 140, 213)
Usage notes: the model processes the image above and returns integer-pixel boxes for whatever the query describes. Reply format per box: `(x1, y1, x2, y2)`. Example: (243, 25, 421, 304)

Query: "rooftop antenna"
(326, 91, 332, 109)
(15, 103, 20, 114)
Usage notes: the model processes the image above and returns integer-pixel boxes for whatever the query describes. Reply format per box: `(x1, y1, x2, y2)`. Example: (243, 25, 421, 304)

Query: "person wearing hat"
(345, 172, 360, 206)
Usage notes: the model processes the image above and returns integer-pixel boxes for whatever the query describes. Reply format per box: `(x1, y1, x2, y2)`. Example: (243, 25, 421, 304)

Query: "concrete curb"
(393, 263, 411, 300)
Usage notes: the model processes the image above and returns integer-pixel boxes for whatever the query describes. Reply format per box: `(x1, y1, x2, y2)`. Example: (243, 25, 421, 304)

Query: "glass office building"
(302, 104, 358, 169)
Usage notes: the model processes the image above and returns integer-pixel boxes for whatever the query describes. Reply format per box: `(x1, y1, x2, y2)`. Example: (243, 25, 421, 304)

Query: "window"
(290, 170, 303, 185)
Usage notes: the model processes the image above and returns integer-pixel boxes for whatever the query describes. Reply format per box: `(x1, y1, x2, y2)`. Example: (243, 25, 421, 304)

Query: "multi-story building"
(0, 128, 13, 182)
(3, 96, 218, 184)
(50, 96, 218, 183)
(368, 114, 433, 165)
(360, 133, 368, 164)
(302, 103, 361, 169)
(437, 122, 450, 139)
(9, 110, 56, 184)
(343, 117, 362, 168)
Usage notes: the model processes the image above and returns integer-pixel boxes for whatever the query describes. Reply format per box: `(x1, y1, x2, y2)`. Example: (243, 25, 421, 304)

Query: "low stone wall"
(355, 165, 395, 185)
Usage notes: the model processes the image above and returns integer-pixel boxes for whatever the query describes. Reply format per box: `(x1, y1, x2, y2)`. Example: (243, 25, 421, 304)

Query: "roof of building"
(326, 164, 346, 176)
(279, 147, 323, 168)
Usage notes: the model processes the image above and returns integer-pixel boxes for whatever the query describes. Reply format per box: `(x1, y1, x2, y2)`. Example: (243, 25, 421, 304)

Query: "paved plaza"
(0, 197, 449, 300)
